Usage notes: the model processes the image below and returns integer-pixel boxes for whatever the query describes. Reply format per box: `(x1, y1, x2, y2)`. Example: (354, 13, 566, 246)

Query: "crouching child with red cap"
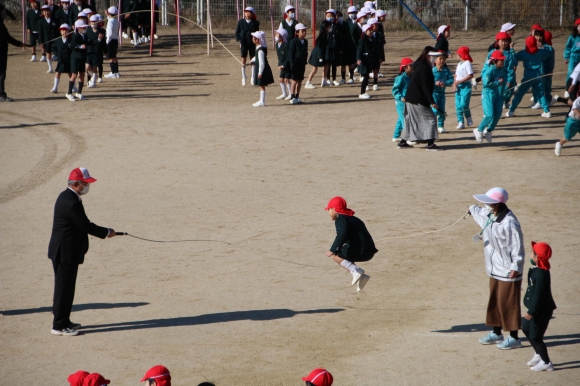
(141, 365, 171, 386)
(325, 196, 378, 291)
(302, 368, 333, 386)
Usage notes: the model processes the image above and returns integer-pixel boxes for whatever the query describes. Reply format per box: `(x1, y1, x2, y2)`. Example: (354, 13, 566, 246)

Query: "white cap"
(89, 14, 99, 22)
(361, 7, 372, 14)
(501, 22, 516, 32)
(473, 187, 509, 204)
(356, 11, 367, 19)
(364, 1, 375, 9)
(60, 0, 70, 2)
(348, 6, 357, 13)
(244, 6, 254, 13)
(325, 9, 336, 15)
(295, 23, 307, 31)
(251, 30, 267, 47)
(77, 11, 87, 17)
(74, 19, 87, 28)
(367, 18, 378, 25)
(41, 5, 50, 10)
(82, 8, 93, 14)
(437, 25, 450, 35)
(275, 28, 288, 42)
(59, 23, 71, 30)
(375, 10, 386, 18)
(428, 51, 444, 56)
(284, 5, 294, 13)
(362, 24, 372, 33)
(107, 6, 118, 14)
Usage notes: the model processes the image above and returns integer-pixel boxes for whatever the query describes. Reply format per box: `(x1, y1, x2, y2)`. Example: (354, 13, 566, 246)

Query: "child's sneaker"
(97, 78, 103, 83)
(154, 34, 159, 39)
(122, 32, 129, 39)
(115, 73, 121, 78)
(530, 95, 535, 101)
(555, 142, 562, 156)
(252, 101, 265, 107)
(250, 77, 255, 85)
(485, 131, 492, 143)
(47, 69, 54, 74)
(503, 102, 510, 109)
(531, 102, 541, 109)
(304, 82, 315, 89)
(392, 137, 401, 142)
(339, 79, 346, 85)
(456, 122, 465, 129)
(505, 111, 514, 117)
(351, 268, 365, 285)
(530, 361, 554, 372)
(541, 111, 551, 118)
(359, 93, 371, 99)
(31, 55, 36, 62)
(75, 93, 85, 100)
(357, 274, 370, 292)
(378, 73, 384, 77)
(467, 117, 473, 126)
(496, 336, 522, 350)
(346, 78, 354, 84)
(369, 72, 374, 78)
(284, 94, 292, 100)
(50, 88, 57, 93)
(564, 91, 570, 98)
(372, 84, 379, 91)
(276, 94, 287, 100)
(438, 127, 446, 133)
(471, 78, 477, 90)
(65, 94, 76, 101)
(332, 80, 340, 86)
(104, 72, 116, 79)
(88, 82, 97, 88)
(479, 331, 503, 345)
(40, 55, 47, 62)
(473, 128, 483, 143)
(527, 354, 542, 366)
(242, 78, 246, 86)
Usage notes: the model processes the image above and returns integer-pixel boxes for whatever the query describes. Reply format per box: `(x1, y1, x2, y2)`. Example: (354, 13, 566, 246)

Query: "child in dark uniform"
(523, 241, 557, 372)
(324, 9, 341, 86)
(250, 31, 274, 107)
(337, 10, 355, 85)
(274, 29, 291, 100)
(288, 23, 308, 104)
(278, 5, 298, 43)
(434, 25, 450, 55)
(68, 19, 88, 101)
(39, 5, 58, 73)
(86, 14, 105, 88)
(357, 24, 379, 99)
(304, 20, 331, 89)
(235, 6, 260, 86)
(55, 0, 71, 30)
(26, 0, 44, 61)
(325, 196, 377, 292)
(50, 23, 73, 93)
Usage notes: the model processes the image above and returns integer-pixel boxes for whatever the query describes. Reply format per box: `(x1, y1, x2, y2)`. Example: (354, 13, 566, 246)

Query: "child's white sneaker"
(366, 86, 369, 91)
(346, 78, 354, 84)
(555, 142, 562, 156)
(252, 101, 265, 107)
(276, 94, 287, 100)
(75, 93, 85, 100)
(473, 129, 483, 143)
(438, 127, 446, 133)
(527, 354, 542, 366)
(304, 82, 315, 89)
(505, 111, 514, 117)
(456, 122, 465, 129)
(471, 78, 477, 90)
(531, 102, 541, 109)
(357, 274, 370, 292)
(485, 131, 492, 143)
(359, 93, 371, 99)
(392, 137, 401, 142)
(284, 94, 292, 100)
(332, 80, 340, 86)
(372, 84, 378, 91)
(530, 95, 535, 101)
(31, 55, 36, 62)
(467, 117, 473, 126)
(154, 34, 159, 39)
(115, 73, 121, 78)
(369, 72, 374, 78)
(97, 78, 103, 83)
(65, 93, 76, 101)
(353, 67, 359, 74)
(564, 91, 570, 98)
(351, 268, 365, 285)
(378, 73, 384, 77)
(339, 79, 345, 85)
(40, 56, 47, 62)
(530, 361, 554, 372)
(250, 77, 255, 85)
(122, 32, 129, 39)
(242, 78, 246, 86)
(88, 82, 97, 88)
(541, 111, 551, 118)
(104, 72, 116, 79)
(47, 69, 54, 73)
(50, 88, 58, 93)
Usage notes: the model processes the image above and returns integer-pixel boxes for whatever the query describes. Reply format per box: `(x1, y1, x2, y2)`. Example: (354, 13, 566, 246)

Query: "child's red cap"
(575, 18, 580, 26)
(302, 368, 333, 386)
(490, 50, 506, 61)
(456, 46, 473, 62)
(531, 23, 544, 31)
(525, 35, 538, 54)
(495, 32, 510, 41)
(544, 30, 552, 45)
(68, 371, 90, 386)
(399, 57, 413, 72)
(141, 365, 171, 386)
(82, 373, 110, 386)
(531, 241, 552, 270)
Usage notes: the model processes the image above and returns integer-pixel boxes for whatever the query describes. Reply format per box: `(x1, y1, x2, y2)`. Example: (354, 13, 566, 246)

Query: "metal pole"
(149, 0, 154, 55)
(22, 0, 26, 44)
(559, 0, 563, 27)
(295, 0, 298, 21)
(464, 0, 468, 31)
(206, 0, 209, 54)
(311, 0, 316, 45)
(118, 0, 122, 46)
(269, 0, 275, 49)
(236, 0, 240, 20)
(208, 0, 213, 48)
(176, 0, 182, 54)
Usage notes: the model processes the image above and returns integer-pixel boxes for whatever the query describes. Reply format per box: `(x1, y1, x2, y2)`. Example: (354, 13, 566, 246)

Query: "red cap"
(399, 57, 413, 72)
(531, 241, 552, 270)
(544, 30, 552, 45)
(456, 46, 473, 62)
(82, 373, 110, 386)
(68, 371, 90, 386)
(575, 18, 580, 26)
(324, 196, 355, 216)
(490, 50, 506, 61)
(68, 167, 96, 183)
(531, 23, 544, 31)
(29, 0, 39, 2)
(141, 365, 171, 386)
(302, 368, 333, 386)
(495, 32, 510, 41)
(525, 35, 538, 54)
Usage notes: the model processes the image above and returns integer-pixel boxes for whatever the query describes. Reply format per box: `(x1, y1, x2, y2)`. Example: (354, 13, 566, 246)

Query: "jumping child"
(304, 21, 331, 89)
(555, 94, 580, 156)
(356, 23, 379, 99)
(50, 23, 73, 93)
(235, 6, 260, 86)
(522, 241, 557, 371)
(391, 57, 413, 141)
(454, 46, 474, 129)
(39, 5, 58, 73)
(67, 19, 89, 101)
(287, 23, 308, 104)
(474, 50, 506, 144)
(431, 51, 454, 133)
(26, 0, 44, 61)
(250, 31, 274, 107)
(104, 6, 120, 79)
(325, 196, 377, 292)
(274, 28, 291, 100)
(563, 19, 580, 98)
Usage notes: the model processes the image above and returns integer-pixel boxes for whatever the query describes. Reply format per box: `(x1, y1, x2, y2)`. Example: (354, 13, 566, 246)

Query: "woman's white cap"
(501, 22, 516, 32)
(284, 5, 294, 12)
(107, 6, 118, 14)
(347, 6, 357, 13)
(473, 187, 509, 204)
(244, 6, 254, 13)
(74, 20, 88, 28)
(375, 10, 386, 18)
(362, 24, 372, 32)
(295, 23, 307, 30)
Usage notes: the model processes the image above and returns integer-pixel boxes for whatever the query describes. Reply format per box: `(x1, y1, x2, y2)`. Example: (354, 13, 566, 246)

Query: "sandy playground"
(1, 24, 580, 385)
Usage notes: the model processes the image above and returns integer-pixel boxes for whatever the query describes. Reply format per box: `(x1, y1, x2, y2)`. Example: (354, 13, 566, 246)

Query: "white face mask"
(349, 14, 356, 20)
(338, 17, 344, 23)
(289, 13, 295, 19)
(79, 184, 90, 195)
(326, 17, 334, 22)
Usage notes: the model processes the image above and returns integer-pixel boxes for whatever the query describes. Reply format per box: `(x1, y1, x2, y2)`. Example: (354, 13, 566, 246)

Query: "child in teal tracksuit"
(564, 20, 580, 94)
(431, 52, 454, 133)
(474, 50, 506, 144)
(487, 33, 517, 109)
(391, 57, 413, 141)
(555, 96, 580, 156)
(534, 30, 555, 106)
(454, 46, 474, 129)
(507, 36, 551, 117)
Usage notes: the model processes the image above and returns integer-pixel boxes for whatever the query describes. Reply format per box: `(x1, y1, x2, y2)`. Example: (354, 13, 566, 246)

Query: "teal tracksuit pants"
(510, 71, 550, 113)
(455, 82, 472, 123)
(394, 100, 405, 138)
(432, 92, 446, 128)
(478, 88, 503, 132)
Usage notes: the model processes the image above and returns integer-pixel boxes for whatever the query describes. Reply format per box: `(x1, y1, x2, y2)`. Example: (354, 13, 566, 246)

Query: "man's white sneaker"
(304, 82, 315, 89)
(359, 93, 371, 99)
(75, 93, 85, 100)
(104, 72, 116, 79)
(276, 94, 287, 100)
(332, 80, 340, 86)
(485, 131, 492, 143)
(253, 101, 265, 107)
(40, 56, 47, 62)
(51, 328, 78, 336)
(284, 94, 292, 100)
(357, 274, 370, 292)
(339, 79, 345, 85)
(531, 102, 541, 109)
(505, 111, 514, 117)
(527, 354, 542, 366)
(471, 77, 477, 90)
(50, 88, 57, 93)
(467, 117, 473, 126)
(555, 142, 562, 156)
(530, 361, 554, 372)
(346, 78, 354, 84)
(438, 127, 446, 133)
(372, 84, 379, 91)
(473, 128, 483, 143)
(66, 93, 76, 101)
(456, 122, 465, 129)
(351, 268, 365, 285)
(31, 55, 36, 62)
(541, 111, 551, 118)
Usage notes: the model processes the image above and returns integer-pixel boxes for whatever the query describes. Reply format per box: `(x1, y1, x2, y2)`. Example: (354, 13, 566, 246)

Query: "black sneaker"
(51, 327, 79, 336)
(397, 142, 414, 149)
(0, 96, 13, 102)
(69, 322, 81, 330)
(425, 144, 442, 151)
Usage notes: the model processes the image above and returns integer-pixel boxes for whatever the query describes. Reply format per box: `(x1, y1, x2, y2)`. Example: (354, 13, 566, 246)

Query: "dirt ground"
(1, 24, 579, 385)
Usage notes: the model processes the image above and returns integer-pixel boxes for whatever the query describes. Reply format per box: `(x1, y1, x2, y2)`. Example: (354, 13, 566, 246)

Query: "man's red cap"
(490, 50, 506, 61)
(525, 35, 538, 54)
(302, 368, 333, 386)
(68, 371, 90, 386)
(69, 167, 97, 183)
(495, 32, 510, 41)
(532, 241, 552, 270)
(531, 23, 544, 31)
(544, 30, 552, 46)
(82, 373, 110, 386)
(141, 365, 171, 386)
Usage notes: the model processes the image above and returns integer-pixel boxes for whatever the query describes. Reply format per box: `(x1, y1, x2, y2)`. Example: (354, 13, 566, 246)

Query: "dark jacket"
(52, 37, 72, 63)
(288, 37, 308, 66)
(69, 2, 87, 25)
(54, 8, 71, 28)
(405, 61, 436, 107)
(86, 27, 106, 55)
(281, 19, 297, 42)
(434, 36, 449, 53)
(330, 215, 378, 260)
(347, 19, 361, 47)
(38, 17, 59, 45)
(70, 31, 88, 59)
(356, 35, 379, 75)
(235, 18, 260, 47)
(48, 188, 109, 265)
(1, 19, 23, 73)
(276, 41, 289, 68)
(26, 8, 43, 32)
(524, 267, 557, 316)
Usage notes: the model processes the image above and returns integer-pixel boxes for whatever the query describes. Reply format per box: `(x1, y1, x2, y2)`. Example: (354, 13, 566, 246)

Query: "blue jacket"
(391, 72, 410, 102)
(542, 44, 555, 74)
(432, 65, 453, 93)
(564, 35, 580, 60)
(486, 49, 516, 85)
(514, 49, 550, 77)
(481, 64, 505, 95)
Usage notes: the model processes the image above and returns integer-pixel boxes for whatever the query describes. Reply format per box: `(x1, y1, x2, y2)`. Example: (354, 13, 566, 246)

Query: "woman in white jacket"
(470, 187, 525, 350)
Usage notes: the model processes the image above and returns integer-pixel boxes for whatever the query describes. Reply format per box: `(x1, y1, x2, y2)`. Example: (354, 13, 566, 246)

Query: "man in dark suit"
(48, 167, 116, 336)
